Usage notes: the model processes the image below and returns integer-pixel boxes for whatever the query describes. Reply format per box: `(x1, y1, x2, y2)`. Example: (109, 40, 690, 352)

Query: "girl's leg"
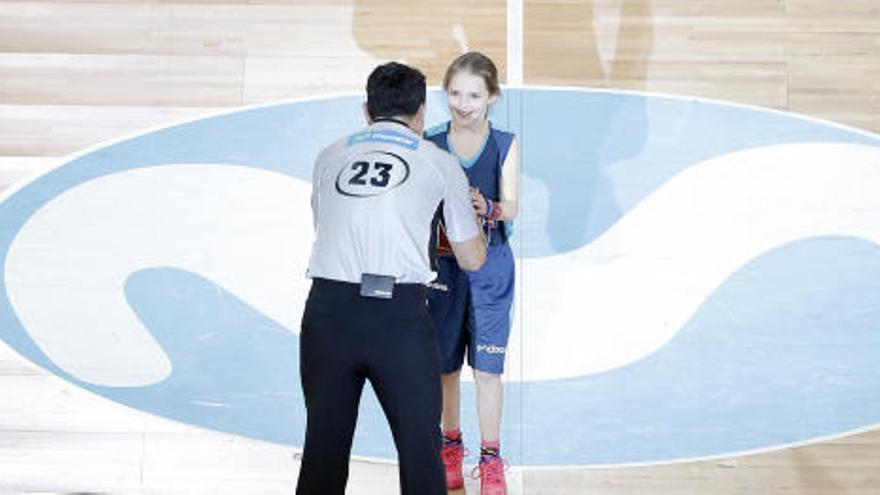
(441, 369, 463, 432)
(467, 243, 514, 493)
(473, 369, 507, 494)
(473, 369, 503, 443)
(440, 369, 466, 490)
(467, 244, 514, 445)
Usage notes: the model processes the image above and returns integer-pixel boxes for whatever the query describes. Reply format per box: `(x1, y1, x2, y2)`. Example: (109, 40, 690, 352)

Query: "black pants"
(296, 278, 446, 495)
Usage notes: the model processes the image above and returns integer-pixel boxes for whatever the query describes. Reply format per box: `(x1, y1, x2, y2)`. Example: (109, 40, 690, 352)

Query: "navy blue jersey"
(425, 121, 514, 245)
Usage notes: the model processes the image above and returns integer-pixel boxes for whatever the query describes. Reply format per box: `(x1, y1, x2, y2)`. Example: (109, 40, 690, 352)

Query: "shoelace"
(471, 455, 508, 483)
(442, 444, 467, 465)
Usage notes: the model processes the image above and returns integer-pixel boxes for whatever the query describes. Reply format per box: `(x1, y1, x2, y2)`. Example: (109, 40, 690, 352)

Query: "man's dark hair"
(366, 62, 426, 120)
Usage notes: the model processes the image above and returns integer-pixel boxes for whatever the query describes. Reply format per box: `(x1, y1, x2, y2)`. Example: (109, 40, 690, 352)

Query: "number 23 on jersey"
(335, 150, 411, 197)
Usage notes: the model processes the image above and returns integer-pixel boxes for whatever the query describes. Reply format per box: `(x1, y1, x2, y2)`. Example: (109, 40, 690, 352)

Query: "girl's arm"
(497, 137, 519, 221)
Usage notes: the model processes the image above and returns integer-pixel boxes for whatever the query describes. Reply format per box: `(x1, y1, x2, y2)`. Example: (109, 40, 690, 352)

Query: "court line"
(4, 86, 878, 212)
(507, 0, 524, 86)
(522, 422, 880, 470)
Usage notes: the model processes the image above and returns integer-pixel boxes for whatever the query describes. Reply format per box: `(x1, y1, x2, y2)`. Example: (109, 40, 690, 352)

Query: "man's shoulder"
(316, 134, 350, 160)
(424, 122, 448, 139)
(417, 136, 446, 156)
(316, 126, 456, 171)
(416, 138, 460, 175)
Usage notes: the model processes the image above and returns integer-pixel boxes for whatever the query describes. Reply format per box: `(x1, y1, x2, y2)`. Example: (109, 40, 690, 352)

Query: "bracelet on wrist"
(486, 199, 503, 221)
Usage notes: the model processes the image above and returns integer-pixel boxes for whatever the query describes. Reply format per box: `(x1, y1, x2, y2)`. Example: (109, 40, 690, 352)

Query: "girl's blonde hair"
(443, 51, 500, 96)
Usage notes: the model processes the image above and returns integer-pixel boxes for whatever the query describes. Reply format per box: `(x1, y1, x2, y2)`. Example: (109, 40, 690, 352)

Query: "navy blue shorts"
(427, 243, 515, 374)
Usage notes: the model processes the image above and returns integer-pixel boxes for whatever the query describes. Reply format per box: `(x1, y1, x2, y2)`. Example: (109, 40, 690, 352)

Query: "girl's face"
(446, 70, 496, 127)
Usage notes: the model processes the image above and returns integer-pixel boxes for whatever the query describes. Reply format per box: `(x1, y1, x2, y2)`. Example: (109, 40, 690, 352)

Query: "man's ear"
(413, 103, 426, 134)
(363, 102, 373, 124)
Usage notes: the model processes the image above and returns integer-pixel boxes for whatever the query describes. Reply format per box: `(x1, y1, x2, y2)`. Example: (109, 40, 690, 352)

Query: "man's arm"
(310, 149, 327, 232)
(450, 219, 487, 271)
(441, 155, 487, 272)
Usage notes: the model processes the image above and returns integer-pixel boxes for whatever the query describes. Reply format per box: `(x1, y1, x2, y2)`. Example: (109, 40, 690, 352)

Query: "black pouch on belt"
(360, 274, 395, 299)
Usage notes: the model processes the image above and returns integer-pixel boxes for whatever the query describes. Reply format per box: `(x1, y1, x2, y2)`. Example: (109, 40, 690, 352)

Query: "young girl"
(425, 52, 519, 495)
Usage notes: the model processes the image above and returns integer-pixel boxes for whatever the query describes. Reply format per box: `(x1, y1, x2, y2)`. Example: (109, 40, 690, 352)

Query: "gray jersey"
(307, 120, 478, 284)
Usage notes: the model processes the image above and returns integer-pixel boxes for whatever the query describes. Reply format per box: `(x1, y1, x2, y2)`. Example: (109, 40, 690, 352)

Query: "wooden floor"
(1, 1, 879, 493)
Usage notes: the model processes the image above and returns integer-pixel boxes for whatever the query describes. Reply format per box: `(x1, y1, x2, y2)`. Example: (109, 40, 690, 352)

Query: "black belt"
(311, 276, 425, 300)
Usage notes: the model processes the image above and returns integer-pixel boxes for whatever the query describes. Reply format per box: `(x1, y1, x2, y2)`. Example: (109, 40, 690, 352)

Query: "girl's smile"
(447, 71, 497, 129)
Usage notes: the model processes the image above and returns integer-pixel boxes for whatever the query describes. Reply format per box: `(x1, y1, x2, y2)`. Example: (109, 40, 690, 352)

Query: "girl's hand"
(470, 187, 488, 216)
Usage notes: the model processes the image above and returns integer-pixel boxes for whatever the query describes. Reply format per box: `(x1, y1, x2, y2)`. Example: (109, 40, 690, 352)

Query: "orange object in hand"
(436, 220, 454, 257)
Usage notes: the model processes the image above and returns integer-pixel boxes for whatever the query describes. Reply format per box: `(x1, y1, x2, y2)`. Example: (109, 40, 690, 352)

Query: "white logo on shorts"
(476, 344, 506, 355)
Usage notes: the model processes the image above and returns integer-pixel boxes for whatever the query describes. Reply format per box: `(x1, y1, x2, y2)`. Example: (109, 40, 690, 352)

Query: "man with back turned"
(296, 61, 487, 495)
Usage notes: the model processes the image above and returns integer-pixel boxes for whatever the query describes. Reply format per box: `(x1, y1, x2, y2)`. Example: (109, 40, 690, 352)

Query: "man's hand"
(470, 187, 488, 216)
